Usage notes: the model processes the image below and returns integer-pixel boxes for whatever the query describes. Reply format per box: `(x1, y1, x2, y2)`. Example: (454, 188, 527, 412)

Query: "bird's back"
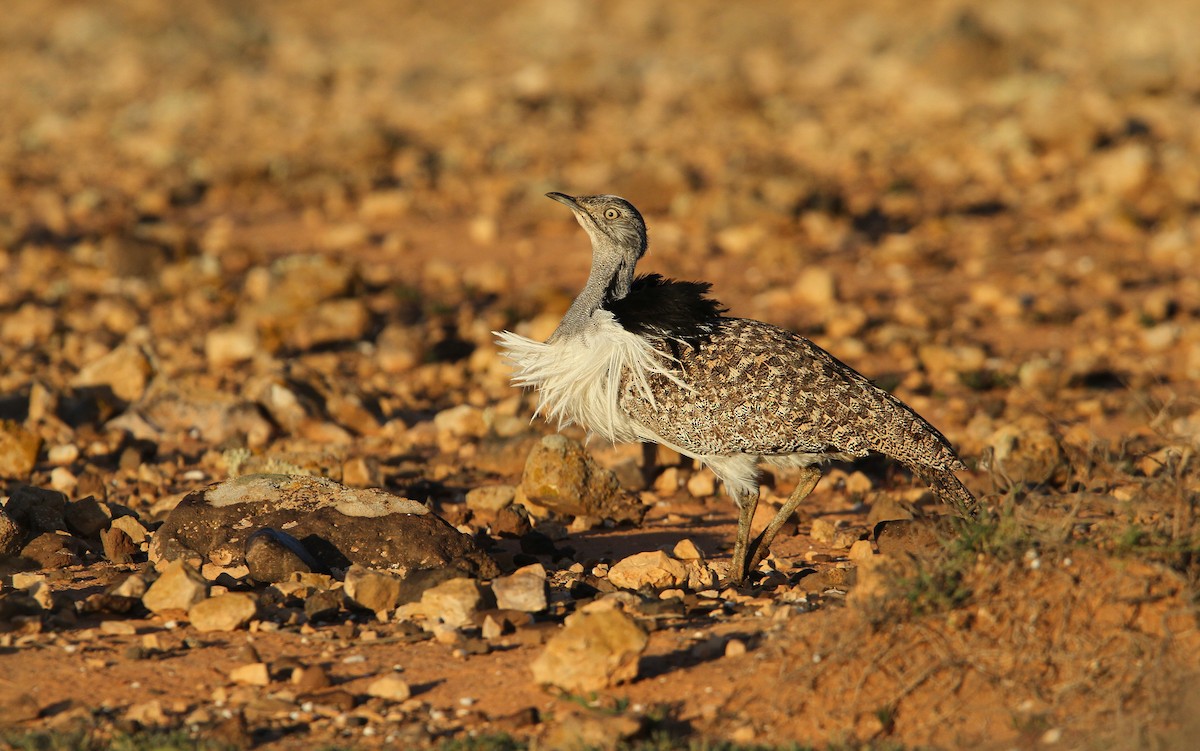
(620, 317, 965, 472)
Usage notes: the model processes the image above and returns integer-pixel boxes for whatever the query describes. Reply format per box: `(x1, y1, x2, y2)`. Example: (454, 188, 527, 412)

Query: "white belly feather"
(494, 310, 685, 443)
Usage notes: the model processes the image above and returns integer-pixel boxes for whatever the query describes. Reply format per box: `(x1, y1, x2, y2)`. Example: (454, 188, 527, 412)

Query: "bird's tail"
(912, 465, 980, 519)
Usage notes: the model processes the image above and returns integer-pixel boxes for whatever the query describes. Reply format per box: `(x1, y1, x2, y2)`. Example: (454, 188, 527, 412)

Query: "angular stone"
(344, 565, 403, 615)
(4, 485, 67, 535)
(72, 343, 154, 403)
(672, 539, 704, 561)
(0, 421, 41, 480)
(520, 435, 646, 524)
(465, 485, 516, 513)
(986, 415, 1063, 488)
(491, 564, 548, 613)
(418, 577, 482, 628)
(245, 528, 319, 584)
(64, 496, 112, 538)
(151, 474, 498, 579)
(607, 551, 688, 591)
(189, 593, 258, 632)
(110, 515, 150, 544)
(142, 559, 208, 613)
(531, 608, 648, 692)
(101, 527, 139, 564)
(810, 518, 837, 544)
(366, 675, 411, 702)
(20, 532, 82, 569)
(230, 662, 270, 686)
(0, 506, 27, 557)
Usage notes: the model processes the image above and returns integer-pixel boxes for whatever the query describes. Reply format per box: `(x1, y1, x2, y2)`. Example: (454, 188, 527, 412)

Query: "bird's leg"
(745, 466, 822, 574)
(728, 487, 760, 583)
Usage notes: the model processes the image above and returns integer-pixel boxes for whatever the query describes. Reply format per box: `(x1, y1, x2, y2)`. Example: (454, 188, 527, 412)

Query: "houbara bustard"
(496, 193, 978, 582)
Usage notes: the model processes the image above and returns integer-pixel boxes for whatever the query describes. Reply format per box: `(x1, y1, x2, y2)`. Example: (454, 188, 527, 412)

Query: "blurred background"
(2, 0, 1198, 463)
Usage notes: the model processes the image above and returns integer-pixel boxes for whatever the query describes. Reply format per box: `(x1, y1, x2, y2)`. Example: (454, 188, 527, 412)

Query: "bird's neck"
(549, 253, 636, 342)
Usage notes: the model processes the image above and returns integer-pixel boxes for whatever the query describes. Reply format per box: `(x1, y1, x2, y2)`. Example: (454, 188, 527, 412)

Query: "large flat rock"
(151, 474, 498, 578)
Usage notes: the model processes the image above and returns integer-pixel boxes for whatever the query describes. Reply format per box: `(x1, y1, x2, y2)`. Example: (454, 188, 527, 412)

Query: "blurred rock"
(520, 435, 646, 525)
(19, 532, 82, 569)
(101, 527, 138, 564)
(873, 518, 955, 558)
(344, 565, 403, 616)
(189, 593, 258, 632)
(414, 577, 482, 628)
(229, 663, 270, 687)
(491, 563, 548, 613)
(142, 559, 208, 613)
(531, 608, 648, 692)
(0, 421, 41, 480)
(205, 326, 260, 368)
(465, 485, 516, 513)
(0, 506, 26, 557)
(810, 518, 837, 544)
(366, 675, 412, 702)
(110, 515, 150, 544)
(72, 343, 154, 403)
(244, 528, 319, 584)
(64, 496, 111, 538)
(151, 474, 498, 578)
(986, 415, 1063, 487)
(607, 551, 688, 591)
(116, 384, 274, 448)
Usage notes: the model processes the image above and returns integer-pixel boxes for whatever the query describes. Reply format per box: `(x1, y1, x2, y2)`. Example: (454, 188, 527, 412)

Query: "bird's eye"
(604, 208, 620, 220)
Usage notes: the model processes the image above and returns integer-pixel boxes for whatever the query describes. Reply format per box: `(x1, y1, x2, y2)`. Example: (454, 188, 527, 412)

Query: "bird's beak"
(545, 192, 580, 210)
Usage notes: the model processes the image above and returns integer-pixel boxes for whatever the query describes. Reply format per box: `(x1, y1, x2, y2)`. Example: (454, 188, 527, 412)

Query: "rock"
(285, 299, 371, 351)
(205, 326, 260, 368)
(303, 589, 344, 622)
(434, 404, 487, 447)
(142, 559, 208, 613)
(848, 540, 876, 561)
(793, 266, 838, 309)
(189, 593, 258, 632)
(229, 662, 270, 687)
(531, 608, 648, 692)
(0, 506, 27, 557)
(112, 383, 274, 448)
(415, 577, 482, 628)
(244, 528, 320, 583)
(491, 564, 548, 613)
(608, 551, 688, 591)
(64, 496, 112, 538)
(0, 420, 42, 479)
(867, 496, 916, 527)
(873, 518, 955, 558)
(810, 517, 837, 544)
(541, 708, 643, 751)
(111, 573, 149, 599)
(4, 485, 67, 534)
(672, 539, 704, 561)
(291, 665, 331, 692)
(20, 532, 83, 569)
(465, 485, 516, 513)
(847, 555, 914, 613)
(520, 435, 646, 524)
(685, 469, 718, 498)
(101, 527, 139, 564)
(344, 566, 403, 615)
(490, 505, 533, 537)
(986, 416, 1063, 487)
(110, 515, 150, 544)
(366, 675, 412, 702)
(72, 343, 154, 403)
(151, 474, 498, 578)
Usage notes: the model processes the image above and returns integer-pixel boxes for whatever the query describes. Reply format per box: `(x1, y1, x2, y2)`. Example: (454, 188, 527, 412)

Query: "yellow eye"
(604, 208, 620, 220)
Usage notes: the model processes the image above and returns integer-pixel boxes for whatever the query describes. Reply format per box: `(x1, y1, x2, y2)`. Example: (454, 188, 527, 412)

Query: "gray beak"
(545, 192, 580, 210)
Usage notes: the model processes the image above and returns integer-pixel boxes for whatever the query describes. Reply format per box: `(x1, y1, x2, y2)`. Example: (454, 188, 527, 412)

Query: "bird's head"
(546, 192, 647, 302)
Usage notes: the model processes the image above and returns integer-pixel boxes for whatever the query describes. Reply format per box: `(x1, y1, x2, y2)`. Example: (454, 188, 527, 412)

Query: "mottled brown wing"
(621, 318, 964, 471)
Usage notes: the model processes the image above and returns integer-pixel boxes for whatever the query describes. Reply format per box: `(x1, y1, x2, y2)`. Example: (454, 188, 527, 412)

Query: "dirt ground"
(2, 1, 1199, 749)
